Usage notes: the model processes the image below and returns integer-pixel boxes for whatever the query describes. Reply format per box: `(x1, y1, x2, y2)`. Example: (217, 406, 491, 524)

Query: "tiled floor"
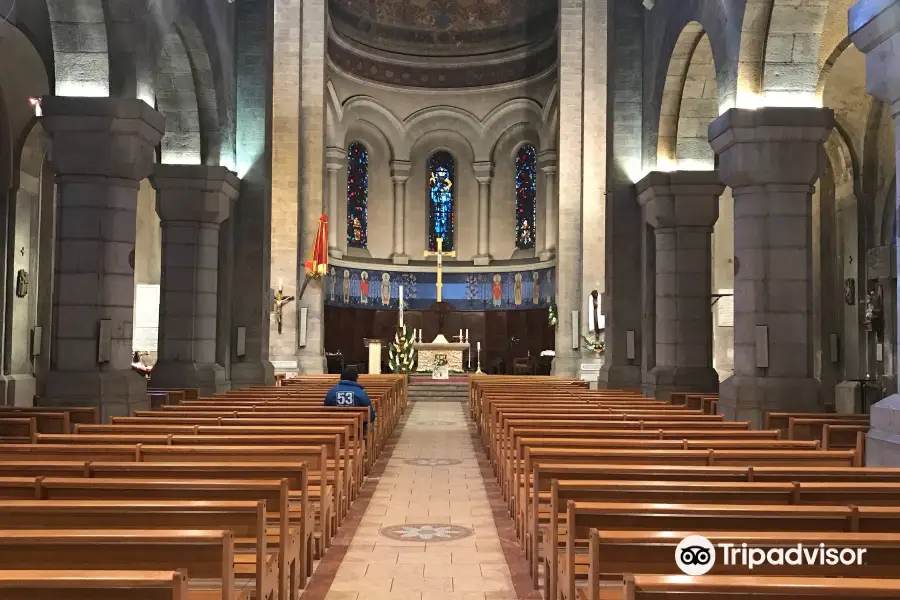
(309, 400, 535, 600)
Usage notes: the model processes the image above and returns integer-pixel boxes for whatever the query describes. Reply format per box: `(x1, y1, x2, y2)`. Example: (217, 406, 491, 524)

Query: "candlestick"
(399, 285, 404, 327)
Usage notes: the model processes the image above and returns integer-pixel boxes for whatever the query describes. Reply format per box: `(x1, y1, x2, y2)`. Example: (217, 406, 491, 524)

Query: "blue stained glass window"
(515, 144, 537, 250)
(428, 151, 456, 252)
(346, 142, 368, 248)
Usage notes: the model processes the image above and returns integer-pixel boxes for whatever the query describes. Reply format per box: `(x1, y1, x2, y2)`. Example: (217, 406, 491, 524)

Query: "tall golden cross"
(424, 237, 456, 302)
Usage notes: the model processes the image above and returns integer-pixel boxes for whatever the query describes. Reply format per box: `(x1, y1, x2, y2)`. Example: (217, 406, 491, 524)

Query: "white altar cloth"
(414, 334, 469, 374)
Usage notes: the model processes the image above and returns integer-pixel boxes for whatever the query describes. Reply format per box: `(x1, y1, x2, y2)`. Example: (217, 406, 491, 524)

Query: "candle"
(477, 341, 481, 351)
(459, 328, 463, 341)
(399, 286, 404, 327)
(278, 278, 283, 290)
(465, 328, 469, 341)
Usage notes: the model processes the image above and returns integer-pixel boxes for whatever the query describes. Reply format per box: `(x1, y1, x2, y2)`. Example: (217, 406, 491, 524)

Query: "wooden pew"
(554, 501, 900, 600)
(0, 500, 276, 600)
(0, 529, 243, 600)
(0, 570, 189, 600)
(619, 574, 898, 600)
(74, 424, 362, 505)
(0, 444, 329, 548)
(0, 418, 36, 443)
(764, 411, 868, 438)
(524, 463, 900, 586)
(582, 530, 899, 591)
(824, 425, 869, 451)
(506, 438, 822, 512)
(35, 433, 349, 525)
(15, 478, 299, 597)
(0, 411, 68, 434)
(3, 405, 99, 428)
(789, 417, 871, 442)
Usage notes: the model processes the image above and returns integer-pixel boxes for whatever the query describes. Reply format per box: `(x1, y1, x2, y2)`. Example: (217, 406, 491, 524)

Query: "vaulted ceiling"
(327, 0, 558, 88)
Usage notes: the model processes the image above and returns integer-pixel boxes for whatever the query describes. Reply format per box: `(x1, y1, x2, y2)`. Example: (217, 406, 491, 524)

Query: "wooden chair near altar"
(514, 357, 535, 375)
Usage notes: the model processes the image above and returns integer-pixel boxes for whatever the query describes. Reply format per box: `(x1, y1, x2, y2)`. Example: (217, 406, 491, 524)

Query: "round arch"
(656, 22, 717, 171)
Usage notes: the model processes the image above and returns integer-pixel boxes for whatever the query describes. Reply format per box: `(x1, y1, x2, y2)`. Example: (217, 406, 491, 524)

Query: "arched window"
(428, 151, 456, 252)
(515, 144, 537, 249)
(346, 142, 368, 248)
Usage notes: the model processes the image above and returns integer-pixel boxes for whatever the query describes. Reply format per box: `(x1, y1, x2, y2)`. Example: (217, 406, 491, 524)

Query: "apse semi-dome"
(327, 0, 559, 88)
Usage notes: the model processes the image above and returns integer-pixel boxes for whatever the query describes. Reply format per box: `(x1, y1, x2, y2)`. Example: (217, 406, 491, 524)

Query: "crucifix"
(423, 237, 456, 302)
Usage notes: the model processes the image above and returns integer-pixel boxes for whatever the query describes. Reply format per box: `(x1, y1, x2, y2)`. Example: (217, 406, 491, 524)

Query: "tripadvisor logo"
(675, 535, 868, 576)
(676, 535, 716, 575)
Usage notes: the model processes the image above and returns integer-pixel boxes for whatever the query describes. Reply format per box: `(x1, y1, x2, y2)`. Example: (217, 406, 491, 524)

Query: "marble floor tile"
(311, 400, 536, 600)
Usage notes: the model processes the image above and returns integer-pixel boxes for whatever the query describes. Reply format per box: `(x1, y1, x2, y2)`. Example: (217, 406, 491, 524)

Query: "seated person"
(324, 367, 375, 436)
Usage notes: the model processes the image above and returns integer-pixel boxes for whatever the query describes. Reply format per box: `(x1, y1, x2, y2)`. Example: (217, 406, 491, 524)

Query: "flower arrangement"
(433, 354, 449, 367)
(582, 334, 605, 354)
(548, 303, 558, 328)
(389, 327, 417, 374)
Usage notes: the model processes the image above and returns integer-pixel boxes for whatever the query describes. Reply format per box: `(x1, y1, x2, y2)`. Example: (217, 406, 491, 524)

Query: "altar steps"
(409, 382, 469, 403)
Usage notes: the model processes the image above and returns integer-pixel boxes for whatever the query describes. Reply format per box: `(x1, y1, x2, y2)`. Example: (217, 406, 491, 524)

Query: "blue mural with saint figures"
(324, 266, 555, 311)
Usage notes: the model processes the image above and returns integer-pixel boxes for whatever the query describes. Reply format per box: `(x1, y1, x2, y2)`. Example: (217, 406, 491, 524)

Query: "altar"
(414, 334, 469, 375)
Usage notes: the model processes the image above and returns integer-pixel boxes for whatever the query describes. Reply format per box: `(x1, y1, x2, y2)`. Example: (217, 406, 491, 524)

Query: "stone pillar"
(295, 0, 327, 374)
(39, 97, 164, 419)
(637, 171, 723, 399)
(538, 151, 558, 261)
(709, 107, 834, 427)
(231, 0, 275, 388)
(554, 0, 585, 377)
(597, 0, 643, 390)
(391, 160, 411, 264)
(848, 0, 900, 464)
(474, 161, 493, 265)
(326, 147, 345, 258)
(150, 165, 238, 396)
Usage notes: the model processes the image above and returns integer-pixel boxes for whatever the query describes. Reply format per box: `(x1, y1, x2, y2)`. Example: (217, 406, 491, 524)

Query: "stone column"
(849, 0, 900, 465)
(150, 165, 238, 396)
(391, 160, 411, 264)
(231, 0, 275, 388)
(538, 151, 558, 261)
(637, 171, 723, 399)
(474, 161, 493, 265)
(39, 97, 164, 419)
(709, 107, 834, 427)
(554, 0, 585, 377)
(295, 0, 327, 374)
(326, 147, 345, 258)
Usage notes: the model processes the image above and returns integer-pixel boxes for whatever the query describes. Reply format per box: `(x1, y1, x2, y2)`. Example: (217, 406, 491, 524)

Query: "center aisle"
(307, 399, 536, 600)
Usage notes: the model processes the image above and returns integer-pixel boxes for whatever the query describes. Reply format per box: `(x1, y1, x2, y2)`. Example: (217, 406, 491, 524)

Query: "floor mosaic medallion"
(379, 523, 474, 542)
(402, 458, 462, 467)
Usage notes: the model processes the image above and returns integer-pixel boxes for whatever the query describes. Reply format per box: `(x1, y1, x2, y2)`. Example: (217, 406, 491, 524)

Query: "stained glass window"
(515, 144, 537, 249)
(428, 151, 455, 252)
(346, 142, 368, 248)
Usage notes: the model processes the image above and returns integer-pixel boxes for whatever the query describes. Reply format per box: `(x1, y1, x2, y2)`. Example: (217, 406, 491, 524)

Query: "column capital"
(39, 97, 164, 182)
(151, 164, 239, 224)
(326, 146, 346, 171)
(849, 0, 900, 109)
(537, 149, 558, 172)
(708, 107, 834, 188)
(473, 161, 494, 183)
(390, 159, 412, 183)
(636, 170, 723, 229)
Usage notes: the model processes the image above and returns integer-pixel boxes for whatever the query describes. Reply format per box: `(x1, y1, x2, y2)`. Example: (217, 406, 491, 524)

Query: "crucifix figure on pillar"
(424, 237, 456, 302)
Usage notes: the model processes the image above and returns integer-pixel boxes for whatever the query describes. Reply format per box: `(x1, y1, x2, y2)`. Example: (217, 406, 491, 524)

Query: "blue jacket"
(324, 380, 375, 425)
